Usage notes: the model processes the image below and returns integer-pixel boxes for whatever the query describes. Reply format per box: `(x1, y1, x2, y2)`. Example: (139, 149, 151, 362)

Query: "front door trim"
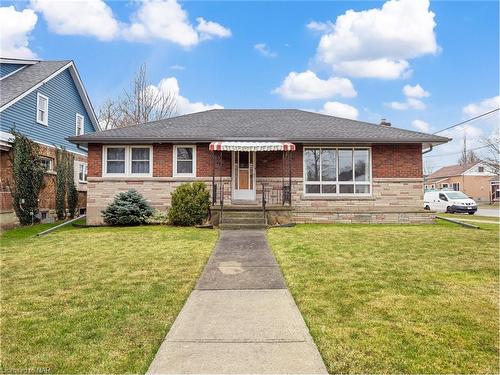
(232, 151, 256, 202)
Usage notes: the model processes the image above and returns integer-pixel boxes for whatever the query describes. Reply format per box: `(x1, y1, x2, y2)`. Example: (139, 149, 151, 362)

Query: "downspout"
(422, 144, 433, 154)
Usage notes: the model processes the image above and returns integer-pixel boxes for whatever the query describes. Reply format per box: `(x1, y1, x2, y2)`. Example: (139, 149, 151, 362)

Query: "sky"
(1, 0, 499, 171)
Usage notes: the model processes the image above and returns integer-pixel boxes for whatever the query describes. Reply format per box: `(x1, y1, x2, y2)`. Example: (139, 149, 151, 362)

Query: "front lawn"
(1, 224, 218, 373)
(268, 221, 499, 374)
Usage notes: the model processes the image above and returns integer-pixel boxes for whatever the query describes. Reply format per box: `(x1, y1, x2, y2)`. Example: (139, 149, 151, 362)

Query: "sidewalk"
(147, 230, 327, 374)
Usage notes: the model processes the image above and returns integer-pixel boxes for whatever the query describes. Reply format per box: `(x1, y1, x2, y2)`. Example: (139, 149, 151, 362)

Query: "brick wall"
(372, 144, 422, 178)
(89, 143, 423, 179)
(1, 144, 88, 228)
(88, 143, 102, 177)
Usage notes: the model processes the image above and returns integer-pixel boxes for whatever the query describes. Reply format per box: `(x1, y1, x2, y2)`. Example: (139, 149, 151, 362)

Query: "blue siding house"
(0, 57, 100, 227)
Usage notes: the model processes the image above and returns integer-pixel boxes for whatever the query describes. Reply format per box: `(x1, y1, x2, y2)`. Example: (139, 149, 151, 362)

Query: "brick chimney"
(380, 118, 391, 127)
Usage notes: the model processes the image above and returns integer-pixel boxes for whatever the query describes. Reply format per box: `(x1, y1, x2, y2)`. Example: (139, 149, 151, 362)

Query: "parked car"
(424, 190, 477, 214)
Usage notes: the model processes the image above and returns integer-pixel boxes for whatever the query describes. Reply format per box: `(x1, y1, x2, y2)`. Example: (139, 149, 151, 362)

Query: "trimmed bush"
(102, 190, 154, 226)
(145, 209, 169, 225)
(168, 182, 210, 226)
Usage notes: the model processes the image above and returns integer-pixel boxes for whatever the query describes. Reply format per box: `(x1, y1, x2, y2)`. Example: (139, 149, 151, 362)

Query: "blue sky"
(1, 0, 498, 170)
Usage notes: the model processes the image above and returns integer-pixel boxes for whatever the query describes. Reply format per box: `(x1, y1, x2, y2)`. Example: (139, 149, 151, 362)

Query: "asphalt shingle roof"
(428, 162, 480, 179)
(69, 109, 449, 145)
(0, 60, 70, 108)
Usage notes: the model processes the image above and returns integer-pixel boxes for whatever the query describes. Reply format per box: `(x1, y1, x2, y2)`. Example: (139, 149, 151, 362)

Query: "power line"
(424, 144, 489, 158)
(432, 108, 499, 134)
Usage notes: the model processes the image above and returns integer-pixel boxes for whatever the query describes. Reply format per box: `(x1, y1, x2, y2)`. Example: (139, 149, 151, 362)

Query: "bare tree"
(479, 132, 500, 175)
(423, 160, 435, 176)
(458, 134, 480, 165)
(97, 64, 177, 129)
(98, 99, 121, 130)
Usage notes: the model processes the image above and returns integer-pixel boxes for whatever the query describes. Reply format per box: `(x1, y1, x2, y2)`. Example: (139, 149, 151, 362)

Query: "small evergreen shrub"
(145, 209, 169, 225)
(168, 182, 210, 226)
(102, 190, 154, 226)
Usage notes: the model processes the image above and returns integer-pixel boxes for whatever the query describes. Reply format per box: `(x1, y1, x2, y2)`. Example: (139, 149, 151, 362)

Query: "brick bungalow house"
(0, 58, 100, 228)
(425, 161, 498, 202)
(69, 109, 449, 225)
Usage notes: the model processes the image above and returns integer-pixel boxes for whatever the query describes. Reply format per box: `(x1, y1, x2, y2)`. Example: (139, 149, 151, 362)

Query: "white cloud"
(122, 0, 199, 46)
(273, 70, 356, 100)
(29, 0, 230, 47)
(388, 97, 426, 110)
(403, 84, 430, 98)
(254, 43, 277, 58)
(387, 83, 429, 110)
(196, 17, 231, 40)
(152, 77, 223, 115)
(334, 58, 411, 79)
(411, 119, 430, 132)
(462, 96, 500, 125)
(306, 20, 334, 32)
(0, 6, 38, 58)
(31, 0, 119, 41)
(319, 101, 359, 119)
(313, 0, 438, 79)
(170, 64, 185, 70)
(122, 1, 230, 46)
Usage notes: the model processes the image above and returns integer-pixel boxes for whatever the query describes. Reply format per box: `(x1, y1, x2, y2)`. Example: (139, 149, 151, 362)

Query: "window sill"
(36, 120, 48, 127)
(44, 171, 56, 176)
(78, 180, 88, 184)
(301, 194, 375, 201)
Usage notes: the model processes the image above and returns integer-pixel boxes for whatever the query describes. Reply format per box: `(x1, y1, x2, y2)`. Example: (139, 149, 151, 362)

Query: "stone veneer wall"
(87, 176, 432, 225)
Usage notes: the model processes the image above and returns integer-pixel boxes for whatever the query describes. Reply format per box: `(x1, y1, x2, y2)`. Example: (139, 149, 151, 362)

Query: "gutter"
(67, 137, 450, 146)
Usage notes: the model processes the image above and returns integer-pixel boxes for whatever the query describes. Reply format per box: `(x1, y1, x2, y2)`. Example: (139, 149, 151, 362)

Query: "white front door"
(233, 151, 256, 201)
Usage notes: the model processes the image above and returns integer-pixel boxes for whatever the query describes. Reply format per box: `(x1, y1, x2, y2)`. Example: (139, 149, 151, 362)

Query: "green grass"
(268, 221, 499, 374)
(1, 225, 218, 373)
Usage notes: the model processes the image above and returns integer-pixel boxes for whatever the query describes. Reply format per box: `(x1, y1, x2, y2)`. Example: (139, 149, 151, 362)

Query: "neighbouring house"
(0, 57, 100, 229)
(425, 161, 497, 202)
(69, 109, 449, 225)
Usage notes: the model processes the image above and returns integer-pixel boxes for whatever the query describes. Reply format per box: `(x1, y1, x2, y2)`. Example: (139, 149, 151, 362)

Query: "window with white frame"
(76, 113, 84, 136)
(36, 93, 48, 125)
(40, 156, 53, 171)
(79, 163, 88, 182)
(103, 146, 152, 176)
(441, 183, 449, 189)
(304, 147, 371, 195)
(131, 147, 151, 174)
(174, 145, 196, 177)
(452, 182, 460, 191)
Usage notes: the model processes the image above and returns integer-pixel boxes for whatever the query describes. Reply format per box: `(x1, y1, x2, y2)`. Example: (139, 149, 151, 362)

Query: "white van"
(424, 190, 477, 214)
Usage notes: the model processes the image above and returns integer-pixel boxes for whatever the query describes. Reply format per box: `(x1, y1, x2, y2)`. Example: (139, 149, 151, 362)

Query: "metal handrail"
(262, 183, 267, 224)
(220, 183, 224, 224)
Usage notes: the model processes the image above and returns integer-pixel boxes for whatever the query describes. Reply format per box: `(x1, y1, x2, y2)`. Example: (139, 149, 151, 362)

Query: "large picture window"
(304, 147, 371, 195)
(174, 145, 196, 177)
(103, 146, 152, 176)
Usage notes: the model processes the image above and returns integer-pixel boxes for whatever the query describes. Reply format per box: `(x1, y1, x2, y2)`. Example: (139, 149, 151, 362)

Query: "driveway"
(147, 230, 327, 374)
(476, 207, 500, 217)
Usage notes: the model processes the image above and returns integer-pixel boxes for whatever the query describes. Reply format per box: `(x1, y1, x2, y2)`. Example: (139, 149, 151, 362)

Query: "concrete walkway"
(147, 230, 327, 374)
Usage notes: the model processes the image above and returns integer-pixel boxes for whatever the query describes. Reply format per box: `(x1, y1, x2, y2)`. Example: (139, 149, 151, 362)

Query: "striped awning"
(209, 141, 296, 152)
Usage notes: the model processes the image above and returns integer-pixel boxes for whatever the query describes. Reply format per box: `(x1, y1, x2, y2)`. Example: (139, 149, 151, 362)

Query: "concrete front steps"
(219, 208, 267, 230)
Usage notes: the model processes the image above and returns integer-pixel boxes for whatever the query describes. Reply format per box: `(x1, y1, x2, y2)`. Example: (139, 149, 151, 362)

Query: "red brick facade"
(1, 144, 88, 228)
(87, 143, 102, 178)
(88, 143, 423, 179)
(372, 144, 423, 178)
